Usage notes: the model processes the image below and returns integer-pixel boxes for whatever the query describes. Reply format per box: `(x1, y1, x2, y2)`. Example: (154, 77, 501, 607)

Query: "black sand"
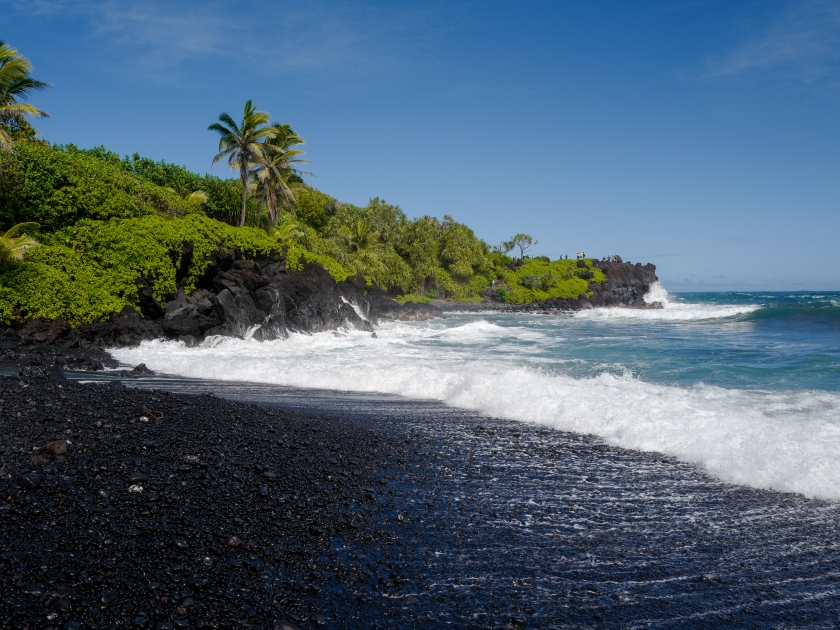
(0, 374, 401, 630)
(4, 371, 840, 630)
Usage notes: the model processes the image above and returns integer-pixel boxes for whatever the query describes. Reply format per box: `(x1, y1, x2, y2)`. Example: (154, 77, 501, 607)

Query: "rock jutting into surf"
(3, 254, 659, 352)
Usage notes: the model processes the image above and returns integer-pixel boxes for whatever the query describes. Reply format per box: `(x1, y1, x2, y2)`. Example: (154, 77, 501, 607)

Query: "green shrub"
(77, 148, 244, 225)
(501, 258, 605, 304)
(294, 187, 338, 232)
(395, 294, 433, 304)
(0, 244, 127, 325)
(0, 142, 196, 230)
(518, 271, 559, 291)
(0, 214, 283, 325)
(493, 287, 507, 302)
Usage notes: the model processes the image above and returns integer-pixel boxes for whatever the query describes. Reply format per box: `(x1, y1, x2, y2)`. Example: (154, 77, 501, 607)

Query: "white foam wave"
(111, 324, 840, 501)
(575, 282, 761, 321)
(339, 296, 370, 322)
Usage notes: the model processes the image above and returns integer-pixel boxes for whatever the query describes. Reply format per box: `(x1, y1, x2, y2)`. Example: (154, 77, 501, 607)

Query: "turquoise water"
(471, 290, 840, 391)
(112, 284, 840, 500)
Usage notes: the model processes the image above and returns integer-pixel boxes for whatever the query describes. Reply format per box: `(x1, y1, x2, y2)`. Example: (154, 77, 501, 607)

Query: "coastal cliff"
(0, 258, 658, 376)
(1, 248, 441, 354)
(444, 260, 660, 313)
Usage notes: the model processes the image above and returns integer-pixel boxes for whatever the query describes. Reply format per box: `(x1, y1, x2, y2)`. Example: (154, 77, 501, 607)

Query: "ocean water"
(110, 284, 840, 501)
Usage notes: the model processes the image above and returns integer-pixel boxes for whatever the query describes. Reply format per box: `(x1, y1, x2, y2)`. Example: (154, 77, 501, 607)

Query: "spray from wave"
(112, 313, 840, 501)
(574, 282, 761, 321)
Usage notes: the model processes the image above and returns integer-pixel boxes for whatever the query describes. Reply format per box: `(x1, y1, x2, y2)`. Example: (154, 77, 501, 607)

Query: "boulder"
(17, 319, 70, 345)
(74, 306, 163, 347)
(252, 286, 288, 341)
(591, 260, 658, 308)
(136, 278, 164, 319)
(210, 289, 263, 339)
(213, 259, 266, 297)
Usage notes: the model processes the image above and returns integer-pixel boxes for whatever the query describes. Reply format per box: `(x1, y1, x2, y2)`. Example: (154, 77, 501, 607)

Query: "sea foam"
(574, 282, 761, 321)
(111, 313, 840, 501)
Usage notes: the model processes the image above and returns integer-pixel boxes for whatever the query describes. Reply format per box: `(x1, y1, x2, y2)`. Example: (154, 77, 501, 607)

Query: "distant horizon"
(4, 0, 839, 292)
(669, 285, 840, 293)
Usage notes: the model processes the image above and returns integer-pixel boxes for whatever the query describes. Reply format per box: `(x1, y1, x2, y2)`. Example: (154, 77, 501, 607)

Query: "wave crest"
(112, 325, 840, 500)
(576, 282, 761, 321)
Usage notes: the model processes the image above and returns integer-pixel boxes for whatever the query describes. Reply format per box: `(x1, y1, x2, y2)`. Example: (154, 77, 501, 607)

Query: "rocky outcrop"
(4, 247, 441, 353)
(443, 260, 660, 313)
(588, 260, 659, 308)
(154, 254, 443, 345)
(3, 256, 655, 359)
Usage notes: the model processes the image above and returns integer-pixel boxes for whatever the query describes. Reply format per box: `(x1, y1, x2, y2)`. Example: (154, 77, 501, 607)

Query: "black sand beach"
(4, 371, 840, 629)
(0, 374, 403, 630)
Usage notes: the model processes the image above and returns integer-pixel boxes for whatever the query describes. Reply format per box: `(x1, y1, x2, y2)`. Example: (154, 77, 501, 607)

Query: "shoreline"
(4, 372, 840, 627)
(1, 259, 659, 354)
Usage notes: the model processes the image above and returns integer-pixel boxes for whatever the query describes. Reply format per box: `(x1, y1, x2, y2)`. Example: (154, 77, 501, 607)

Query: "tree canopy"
(0, 41, 50, 151)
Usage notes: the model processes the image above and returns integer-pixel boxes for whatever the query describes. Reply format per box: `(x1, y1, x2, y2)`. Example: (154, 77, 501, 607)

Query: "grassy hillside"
(0, 139, 602, 325)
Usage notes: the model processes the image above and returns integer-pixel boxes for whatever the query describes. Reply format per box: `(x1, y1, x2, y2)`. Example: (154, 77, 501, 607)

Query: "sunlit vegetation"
(0, 41, 50, 152)
(0, 43, 602, 325)
(0, 222, 40, 265)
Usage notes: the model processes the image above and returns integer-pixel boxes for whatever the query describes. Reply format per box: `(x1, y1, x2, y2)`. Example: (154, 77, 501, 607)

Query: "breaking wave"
(111, 315, 840, 501)
(574, 282, 762, 321)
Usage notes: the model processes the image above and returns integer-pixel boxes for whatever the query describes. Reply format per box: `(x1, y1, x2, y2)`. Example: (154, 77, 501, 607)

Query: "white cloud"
(707, 0, 840, 81)
(3, 0, 454, 79)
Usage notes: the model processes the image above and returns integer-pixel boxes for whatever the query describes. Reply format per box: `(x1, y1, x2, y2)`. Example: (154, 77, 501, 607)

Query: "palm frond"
(0, 222, 40, 264)
(0, 103, 49, 122)
(270, 218, 306, 245)
(0, 127, 12, 152)
(186, 190, 209, 204)
(0, 76, 51, 104)
(0, 42, 50, 152)
(2, 222, 39, 239)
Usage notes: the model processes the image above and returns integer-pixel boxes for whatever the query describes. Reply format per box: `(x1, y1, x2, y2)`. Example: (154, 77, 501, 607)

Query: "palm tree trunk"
(239, 164, 248, 227)
(267, 191, 276, 226)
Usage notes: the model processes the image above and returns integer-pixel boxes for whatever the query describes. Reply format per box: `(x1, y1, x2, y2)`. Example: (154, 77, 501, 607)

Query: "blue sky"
(3, 0, 839, 290)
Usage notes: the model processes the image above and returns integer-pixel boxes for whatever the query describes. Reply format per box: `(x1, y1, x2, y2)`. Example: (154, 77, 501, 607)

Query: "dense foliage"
(499, 258, 605, 304)
(0, 214, 279, 325)
(0, 141, 197, 228)
(0, 139, 602, 325)
(84, 147, 245, 224)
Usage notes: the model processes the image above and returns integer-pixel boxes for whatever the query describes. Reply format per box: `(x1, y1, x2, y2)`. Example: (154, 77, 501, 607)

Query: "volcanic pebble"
(0, 376, 398, 629)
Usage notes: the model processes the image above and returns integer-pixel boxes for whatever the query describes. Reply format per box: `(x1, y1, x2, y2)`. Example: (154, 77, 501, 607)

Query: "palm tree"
(252, 124, 311, 225)
(167, 188, 209, 204)
(0, 42, 51, 151)
(0, 222, 40, 265)
(270, 216, 306, 246)
(208, 101, 276, 227)
(344, 219, 378, 253)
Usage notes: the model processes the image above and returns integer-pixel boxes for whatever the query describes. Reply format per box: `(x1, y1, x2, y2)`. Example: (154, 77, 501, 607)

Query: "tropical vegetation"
(0, 42, 603, 326)
(0, 41, 50, 152)
(0, 222, 40, 266)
